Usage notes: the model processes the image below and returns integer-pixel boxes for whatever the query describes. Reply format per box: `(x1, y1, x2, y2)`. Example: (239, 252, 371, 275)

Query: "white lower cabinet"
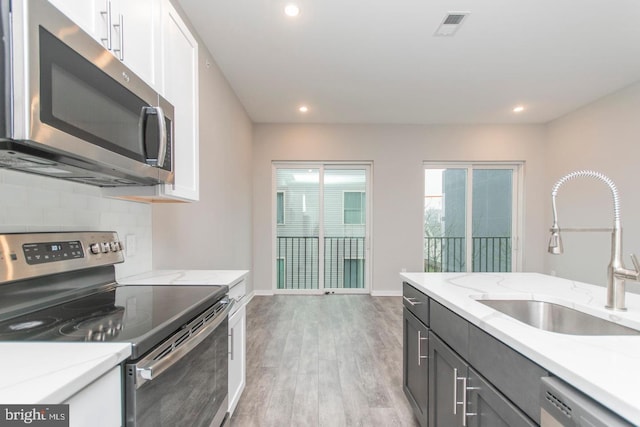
(228, 304, 246, 416)
(63, 366, 122, 427)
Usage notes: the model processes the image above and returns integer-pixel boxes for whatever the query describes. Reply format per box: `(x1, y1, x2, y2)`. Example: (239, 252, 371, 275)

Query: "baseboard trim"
(252, 290, 275, 296)
(371, 290, 402, 297)
(249, 290, 401, 297)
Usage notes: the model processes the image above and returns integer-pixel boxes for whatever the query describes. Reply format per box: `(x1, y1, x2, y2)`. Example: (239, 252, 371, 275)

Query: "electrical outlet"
(125, 234, 137, 257)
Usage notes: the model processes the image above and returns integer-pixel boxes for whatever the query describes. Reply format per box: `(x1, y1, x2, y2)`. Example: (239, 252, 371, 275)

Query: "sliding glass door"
(274, 164, 370, 293)
(424, 164, 520, 273)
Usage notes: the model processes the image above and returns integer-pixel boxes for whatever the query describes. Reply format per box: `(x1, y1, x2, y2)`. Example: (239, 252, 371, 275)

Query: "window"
(424, 163, 521, 273)
(276, 191, 285, 225)
(343, 259, 364, 288)
(343, 191, 365, 225)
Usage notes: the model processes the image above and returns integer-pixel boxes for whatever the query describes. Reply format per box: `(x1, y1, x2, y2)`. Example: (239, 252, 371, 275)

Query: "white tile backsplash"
(0, 169, 152, 278)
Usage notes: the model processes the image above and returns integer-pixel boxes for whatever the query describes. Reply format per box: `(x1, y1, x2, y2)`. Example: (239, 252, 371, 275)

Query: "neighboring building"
(425, 168, 513, 273)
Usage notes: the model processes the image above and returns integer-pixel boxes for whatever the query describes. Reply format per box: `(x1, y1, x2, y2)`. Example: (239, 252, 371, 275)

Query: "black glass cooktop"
(0, 284, 227, 359)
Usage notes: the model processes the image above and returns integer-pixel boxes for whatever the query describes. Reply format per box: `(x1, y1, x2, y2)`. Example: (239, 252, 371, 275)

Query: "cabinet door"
(228, 305, 246, 415)
(64, 366, 122, 427)
(403, 308, 429, 427)
(48, 0, 103, 42)
(160, 0, 199, 201)
(429, 332, 467, 427)
(467, 368, 536, 427)
(48, 0, 160, 89)
(115, 0, 161, 88)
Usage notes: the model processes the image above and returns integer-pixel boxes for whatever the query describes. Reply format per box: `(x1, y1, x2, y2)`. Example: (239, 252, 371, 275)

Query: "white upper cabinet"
(54, 0, 202, 202)
(48, 0, 161, 90)
(47, 0, 102, 37)
(159, 0, 199, 201)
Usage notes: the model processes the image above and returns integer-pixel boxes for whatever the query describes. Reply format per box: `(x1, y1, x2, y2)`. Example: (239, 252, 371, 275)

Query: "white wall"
(0, 169, 152, 278)
(253, 124, 548, 294)
(545, 81, 640, 293)
(151, 9, 253, 289)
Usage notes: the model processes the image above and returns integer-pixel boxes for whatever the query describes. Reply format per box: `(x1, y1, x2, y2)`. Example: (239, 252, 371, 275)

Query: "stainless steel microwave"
(0, 0, 174, 187)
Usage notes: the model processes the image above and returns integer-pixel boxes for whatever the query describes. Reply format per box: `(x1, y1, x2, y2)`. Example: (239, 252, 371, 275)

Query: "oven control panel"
(0, 231, 124, 284)
(23, 240, 84, 264)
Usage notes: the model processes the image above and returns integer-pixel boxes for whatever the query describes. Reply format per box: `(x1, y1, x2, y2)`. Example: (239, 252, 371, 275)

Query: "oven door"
(125, 298, 234, 427)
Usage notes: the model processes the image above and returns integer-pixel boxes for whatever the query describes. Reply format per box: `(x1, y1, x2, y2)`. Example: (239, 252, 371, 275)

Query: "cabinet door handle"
(456, 375, 468, 427)
(417, 330, 428, 366)
(113, 14, 124, 61)
(229, 327, 235, 360)
(453, 368, 459, 414)
(403, 296, 422, 306)
(100, 0, 112, 50)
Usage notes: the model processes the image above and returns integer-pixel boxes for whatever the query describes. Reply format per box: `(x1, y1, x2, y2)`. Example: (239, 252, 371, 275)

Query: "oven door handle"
(135, 299, 235, 387)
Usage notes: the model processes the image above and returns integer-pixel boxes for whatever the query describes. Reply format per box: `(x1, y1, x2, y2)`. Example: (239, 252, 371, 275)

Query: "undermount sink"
(475, 299, 640, 336)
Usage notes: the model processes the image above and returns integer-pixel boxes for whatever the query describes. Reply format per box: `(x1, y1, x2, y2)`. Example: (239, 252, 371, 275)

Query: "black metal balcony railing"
(276, 237, 319, 289)
(324, 237, 365, 289)
(424, 236, 512, 273)
(276, 237, 365, 290)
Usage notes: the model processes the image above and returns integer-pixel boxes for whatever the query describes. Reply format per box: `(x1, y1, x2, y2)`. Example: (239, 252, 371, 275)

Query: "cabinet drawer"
(429, 299, 469, 360)
(468, 325, 548, 424)
(403, 282, 429, 324)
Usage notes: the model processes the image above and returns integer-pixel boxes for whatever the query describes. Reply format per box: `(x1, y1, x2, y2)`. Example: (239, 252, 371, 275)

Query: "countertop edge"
(400, 272, 640, 425)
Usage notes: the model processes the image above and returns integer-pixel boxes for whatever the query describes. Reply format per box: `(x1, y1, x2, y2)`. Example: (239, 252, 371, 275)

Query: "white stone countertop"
(400, 272, 640, 425)
(119, 270, 248, 288)
(0, 342, 130, 404)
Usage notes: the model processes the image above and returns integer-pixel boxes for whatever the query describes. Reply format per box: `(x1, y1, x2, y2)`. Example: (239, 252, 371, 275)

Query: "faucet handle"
(631, 253, 640, 273)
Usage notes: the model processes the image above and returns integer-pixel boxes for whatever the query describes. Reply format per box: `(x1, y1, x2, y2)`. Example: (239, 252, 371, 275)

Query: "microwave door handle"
(139, 106, 167, 167)
(138, 106, 152, 163)
(155, 106, 167, 168)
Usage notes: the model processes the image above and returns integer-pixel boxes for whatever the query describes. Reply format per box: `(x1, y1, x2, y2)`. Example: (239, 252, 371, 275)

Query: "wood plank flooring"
(230, 295, 419, 427)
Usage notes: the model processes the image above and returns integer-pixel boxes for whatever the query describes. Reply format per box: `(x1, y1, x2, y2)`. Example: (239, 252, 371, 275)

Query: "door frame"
(272, 162, 373, 294)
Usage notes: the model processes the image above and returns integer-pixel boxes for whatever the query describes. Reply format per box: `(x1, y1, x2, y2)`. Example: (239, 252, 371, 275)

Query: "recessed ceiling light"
(284, 4, 300, 17)
(513, 105, 525, 113)
(298, 105, 309, 113)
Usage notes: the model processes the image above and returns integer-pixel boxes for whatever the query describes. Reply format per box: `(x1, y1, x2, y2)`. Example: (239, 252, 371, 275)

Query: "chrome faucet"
(549, 170, 640, 311)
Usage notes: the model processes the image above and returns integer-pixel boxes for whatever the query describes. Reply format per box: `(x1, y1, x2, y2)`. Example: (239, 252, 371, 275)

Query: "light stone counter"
(120, 270, 248, 288)
(400, 272, 640, 425)
(0, 342, 130, 404)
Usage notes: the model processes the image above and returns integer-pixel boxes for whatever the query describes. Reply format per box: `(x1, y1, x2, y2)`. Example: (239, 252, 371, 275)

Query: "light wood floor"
(230, 295, 420, 427)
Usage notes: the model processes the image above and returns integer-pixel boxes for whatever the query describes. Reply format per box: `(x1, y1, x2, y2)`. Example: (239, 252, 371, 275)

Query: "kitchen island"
(401, 272, 640, 425)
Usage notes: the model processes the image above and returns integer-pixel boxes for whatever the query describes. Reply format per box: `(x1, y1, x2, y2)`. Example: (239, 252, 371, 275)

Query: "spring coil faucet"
(549, 170, 640, 310)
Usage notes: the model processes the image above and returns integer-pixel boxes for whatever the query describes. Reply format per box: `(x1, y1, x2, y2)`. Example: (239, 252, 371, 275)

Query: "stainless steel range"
(0, 232, 232, 427)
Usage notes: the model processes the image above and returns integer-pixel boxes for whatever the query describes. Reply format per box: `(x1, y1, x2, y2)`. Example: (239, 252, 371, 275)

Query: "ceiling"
(177, 0, 640, 125)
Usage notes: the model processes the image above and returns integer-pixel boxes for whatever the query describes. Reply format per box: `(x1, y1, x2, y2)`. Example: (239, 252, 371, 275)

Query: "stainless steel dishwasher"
(540, 377, 633, 427)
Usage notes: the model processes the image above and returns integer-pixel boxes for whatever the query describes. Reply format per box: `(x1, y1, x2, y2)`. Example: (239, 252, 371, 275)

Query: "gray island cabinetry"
(403, 282, 541, 427)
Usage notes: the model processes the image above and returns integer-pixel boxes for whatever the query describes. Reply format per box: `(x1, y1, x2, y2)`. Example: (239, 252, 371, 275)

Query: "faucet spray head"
(548, 227, 563, 254)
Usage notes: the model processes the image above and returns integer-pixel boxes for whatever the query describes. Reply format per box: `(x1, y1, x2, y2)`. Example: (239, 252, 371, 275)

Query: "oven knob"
(101, 242, 110, 253)
(110, 242, 119, 252)
(89, 243, 101, 254)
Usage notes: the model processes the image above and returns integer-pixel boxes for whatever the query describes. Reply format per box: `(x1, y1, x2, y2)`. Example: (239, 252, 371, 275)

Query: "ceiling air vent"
(434, 12, 470, 37)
